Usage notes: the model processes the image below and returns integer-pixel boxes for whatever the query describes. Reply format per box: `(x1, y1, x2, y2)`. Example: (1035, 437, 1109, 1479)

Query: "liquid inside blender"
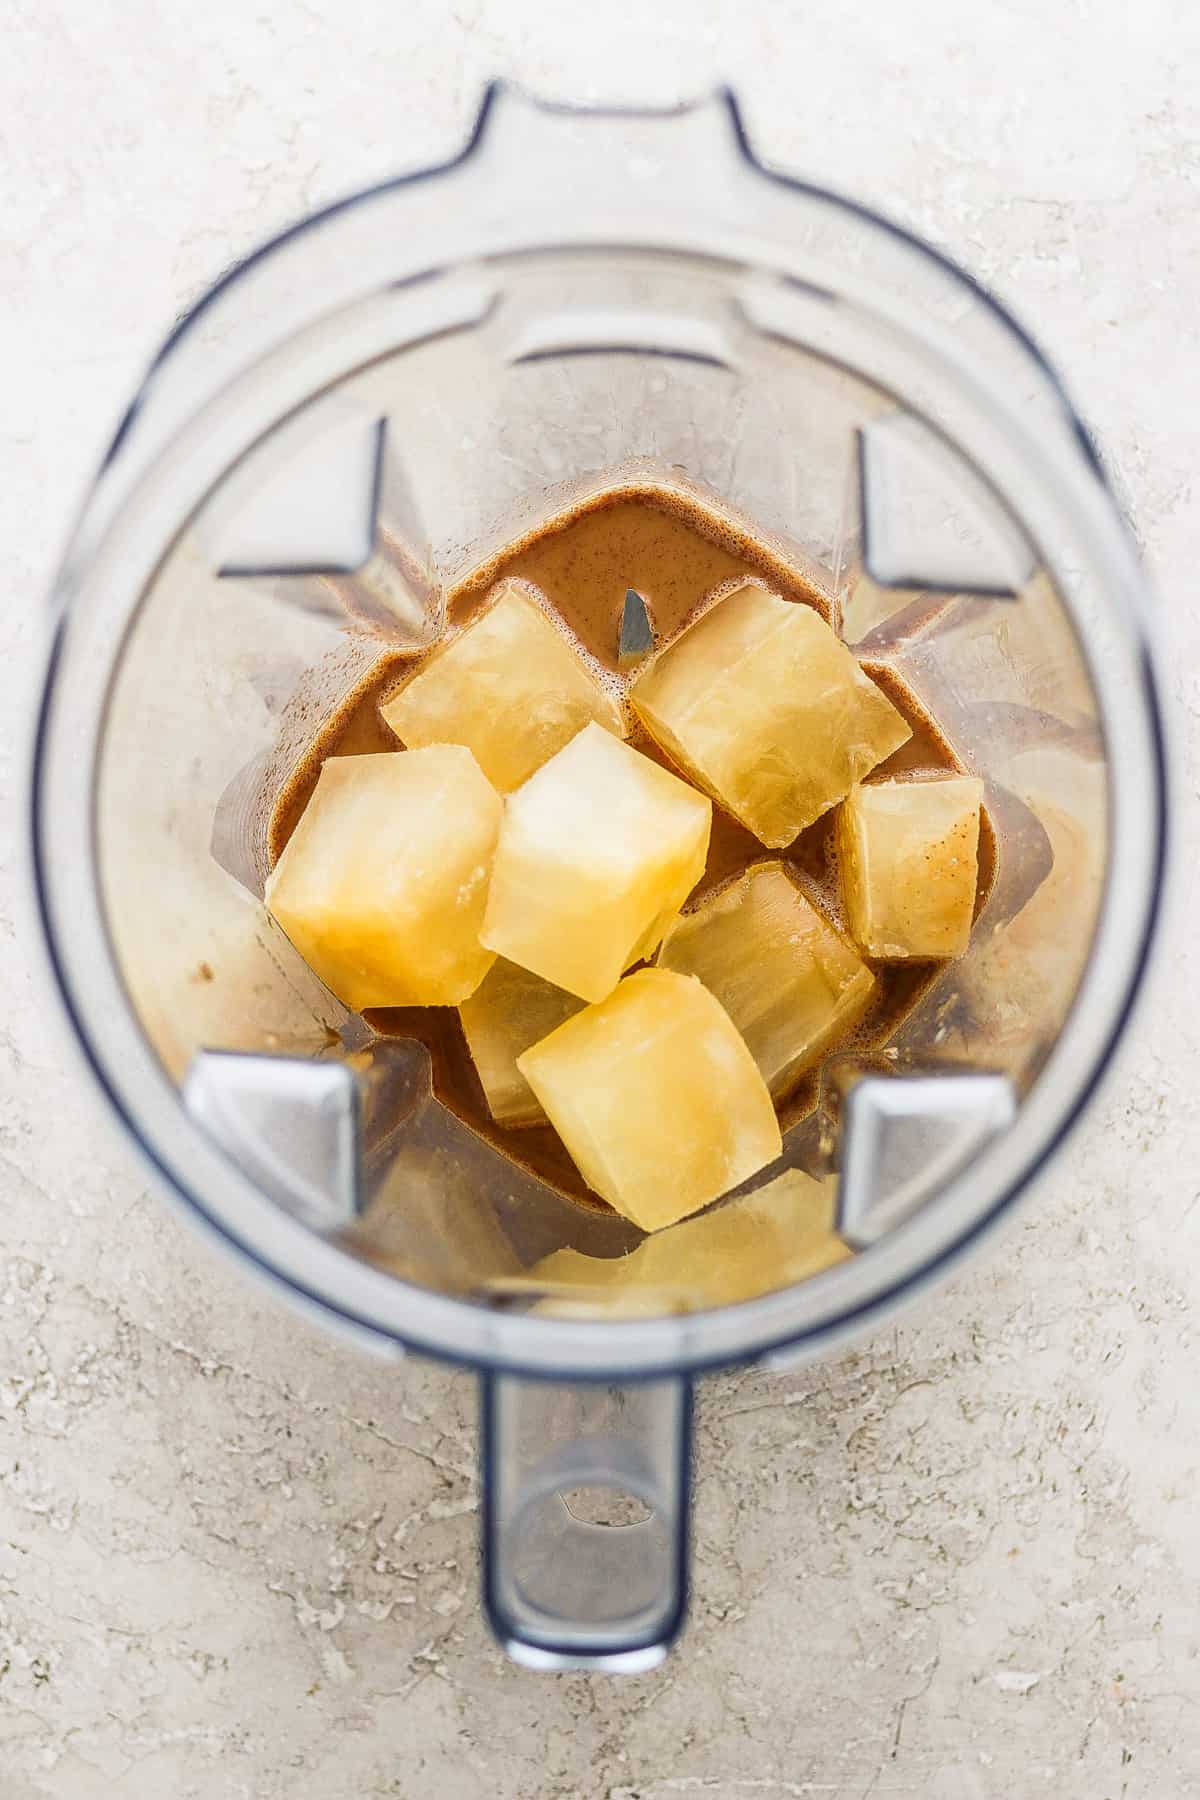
(257, 478, 996, 1223)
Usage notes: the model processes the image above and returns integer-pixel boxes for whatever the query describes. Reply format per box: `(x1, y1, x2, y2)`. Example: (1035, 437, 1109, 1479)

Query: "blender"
(29, 87, 1167, 1670)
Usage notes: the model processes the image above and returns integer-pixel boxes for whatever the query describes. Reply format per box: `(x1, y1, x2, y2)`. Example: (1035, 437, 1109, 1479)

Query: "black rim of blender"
(27, 85, 1172, 1383)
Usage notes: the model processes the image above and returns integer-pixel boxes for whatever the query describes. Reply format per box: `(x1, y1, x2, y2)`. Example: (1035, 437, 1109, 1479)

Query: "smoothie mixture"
(263, 481, 994, 1227)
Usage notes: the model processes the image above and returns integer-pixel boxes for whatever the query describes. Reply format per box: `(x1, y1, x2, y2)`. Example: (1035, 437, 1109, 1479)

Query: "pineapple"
(630, 582, 910, 846)
(381, 578, 625, 791)
(481, 722, 711, 1003)
(658, 862, 875, 1095)
(459, 958, 584, 1127)
(837, 775, 983, 959)
(516, 967, 782, 1230)
(529, 1168, 851, 1313)
(264, 746, 500, 1009)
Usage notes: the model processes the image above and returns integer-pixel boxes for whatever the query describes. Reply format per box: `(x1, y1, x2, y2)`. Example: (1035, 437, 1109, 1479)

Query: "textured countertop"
(3, 3, 1199, 1795)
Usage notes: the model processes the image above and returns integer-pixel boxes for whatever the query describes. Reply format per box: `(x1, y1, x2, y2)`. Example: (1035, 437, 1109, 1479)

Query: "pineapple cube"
(530, 1169, 851, 1313)
(265, 746, 500, 1010)
(658, 862, 875, 1095)
(838, 776, 983, 959)
(630, 582, 911, 846)
(516, 968, 782, 1230)
(381, 578, 625, 792)
(459, 958, 584, 1127)
(481, 722, 711, 1003)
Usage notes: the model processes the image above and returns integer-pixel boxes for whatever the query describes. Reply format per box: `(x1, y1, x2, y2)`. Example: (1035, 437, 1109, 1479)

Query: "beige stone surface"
(2, 1, 1199, 1794)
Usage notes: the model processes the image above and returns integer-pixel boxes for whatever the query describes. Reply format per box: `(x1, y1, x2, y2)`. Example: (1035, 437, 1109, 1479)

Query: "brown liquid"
(449, 487, 836, 664)
(269, 482, 996, 1209)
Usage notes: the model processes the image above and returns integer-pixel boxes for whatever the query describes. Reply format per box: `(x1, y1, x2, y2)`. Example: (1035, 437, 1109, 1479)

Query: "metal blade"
(618, 588, 654, 671)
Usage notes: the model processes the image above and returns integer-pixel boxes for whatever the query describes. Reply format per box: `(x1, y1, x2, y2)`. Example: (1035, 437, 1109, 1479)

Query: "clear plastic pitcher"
(30, 88, 1167, 1669)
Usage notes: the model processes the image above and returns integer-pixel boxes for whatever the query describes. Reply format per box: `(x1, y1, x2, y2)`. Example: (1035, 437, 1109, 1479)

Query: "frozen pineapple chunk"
(381, 578, 625, 791)
(529, 1169, 850, 1314)
(516, 968, 782, 1230)
(658, 862, 875, 1096)
(265, 746, 500, 1010)
(481, 723, 711, 1003)
(459, 958, 584, 1127)
(630, 582, 911, 846)
(838, 776, 983, 959)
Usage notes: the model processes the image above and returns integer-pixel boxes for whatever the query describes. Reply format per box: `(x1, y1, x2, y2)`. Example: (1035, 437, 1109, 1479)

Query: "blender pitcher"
(30, 88, 1166, 1670)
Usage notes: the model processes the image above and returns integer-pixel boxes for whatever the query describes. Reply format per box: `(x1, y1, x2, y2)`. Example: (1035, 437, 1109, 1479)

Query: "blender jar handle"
(480, 1371, 692, 1670)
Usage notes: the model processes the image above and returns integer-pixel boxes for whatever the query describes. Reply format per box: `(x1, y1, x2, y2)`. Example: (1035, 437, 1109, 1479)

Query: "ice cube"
(657, 861, 875, 1096)
(481, 722, 711, 1003)
(516, 967, 782, 1230)
(459, 958, 585, 1127)
(837, 775, 983, 959)
(529, 1168, 850, 1313)
(264, 746, 501, 1009)
(381, 578, 626, 791)
(630, 582, 911, 846)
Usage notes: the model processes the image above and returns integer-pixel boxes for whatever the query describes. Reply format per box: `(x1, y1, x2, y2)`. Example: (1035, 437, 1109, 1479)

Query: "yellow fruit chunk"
(838, 776, 983, 959)
(459, 958, 584, 1127)
(381, 578, 625, 791)
(630, 582, 910, 846)
(481, 723, 711, 1003)
(265, 746, 500, 1009)
(527, 1169, 851, 1314)
(658, 862, 875, 1096)
(516, 968, 781, 1230)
